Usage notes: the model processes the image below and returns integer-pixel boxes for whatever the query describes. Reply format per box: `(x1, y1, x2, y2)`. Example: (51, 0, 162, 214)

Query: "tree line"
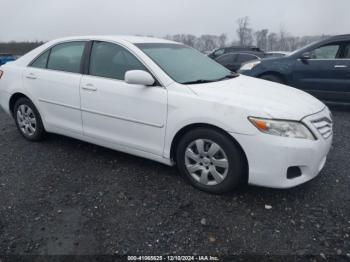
(166, 17, 332, 52)
(0, 17, 333, 55)
(0, 41, 44, 55)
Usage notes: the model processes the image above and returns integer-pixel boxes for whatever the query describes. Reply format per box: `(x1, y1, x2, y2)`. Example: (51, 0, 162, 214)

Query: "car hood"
(187, 75, 325, 120)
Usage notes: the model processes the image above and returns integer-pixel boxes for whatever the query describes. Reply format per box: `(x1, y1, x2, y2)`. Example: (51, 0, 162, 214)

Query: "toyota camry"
(0, 36, 333, 193)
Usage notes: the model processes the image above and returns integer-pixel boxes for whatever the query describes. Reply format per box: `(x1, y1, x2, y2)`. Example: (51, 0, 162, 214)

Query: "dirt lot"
(0, 107, 349, 258)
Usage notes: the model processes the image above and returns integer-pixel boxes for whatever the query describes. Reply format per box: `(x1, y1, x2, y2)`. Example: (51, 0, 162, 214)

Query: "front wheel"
(176, 128, 246, 194)
(14, 97, 46, 141)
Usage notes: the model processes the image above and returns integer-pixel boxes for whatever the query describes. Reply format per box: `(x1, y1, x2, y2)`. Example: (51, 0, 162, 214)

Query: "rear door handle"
(82, 84, 97, 91)
(334, 65, 348, 68)
(25, 73, 37, 80)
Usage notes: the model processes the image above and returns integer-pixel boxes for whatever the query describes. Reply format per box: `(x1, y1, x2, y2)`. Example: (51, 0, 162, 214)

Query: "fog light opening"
(287, 166, 302, 179)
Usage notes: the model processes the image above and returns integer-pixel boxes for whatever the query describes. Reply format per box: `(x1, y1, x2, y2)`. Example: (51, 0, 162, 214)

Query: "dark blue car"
(0, 53, 16, 66)
(239, 34, 350, 104)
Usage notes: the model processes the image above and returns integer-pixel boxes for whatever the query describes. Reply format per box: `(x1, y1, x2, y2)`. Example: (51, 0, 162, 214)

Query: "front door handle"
(25, 73, 37, 80)
(82, 84, 97, 91)
(334, 65, 348, 68)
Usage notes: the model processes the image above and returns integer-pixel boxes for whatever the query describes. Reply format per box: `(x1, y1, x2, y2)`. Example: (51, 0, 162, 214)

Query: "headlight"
(240, 60, 261, 71)
(249, 117, 315, 140)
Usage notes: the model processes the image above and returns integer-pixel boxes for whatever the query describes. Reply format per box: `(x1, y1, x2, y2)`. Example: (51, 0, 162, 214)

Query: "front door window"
(310, 44, 340, 59)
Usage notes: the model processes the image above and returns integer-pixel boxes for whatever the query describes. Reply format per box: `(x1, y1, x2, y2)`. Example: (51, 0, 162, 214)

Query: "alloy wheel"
(16, 104, 37, 136)
(184, 139, 229, 186)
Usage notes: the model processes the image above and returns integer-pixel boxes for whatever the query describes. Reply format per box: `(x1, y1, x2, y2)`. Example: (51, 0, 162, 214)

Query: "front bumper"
(232, 108, 333, 189)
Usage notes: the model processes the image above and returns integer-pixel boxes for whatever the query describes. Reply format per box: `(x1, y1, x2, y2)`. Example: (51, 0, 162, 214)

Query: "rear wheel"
(176, 128, 245, 194)
(14, 97, 46, 141)
(260, 74, 284, 84)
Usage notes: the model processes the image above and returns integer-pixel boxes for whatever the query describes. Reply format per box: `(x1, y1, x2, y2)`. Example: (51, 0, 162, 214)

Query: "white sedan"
(0, 36, 333, 193)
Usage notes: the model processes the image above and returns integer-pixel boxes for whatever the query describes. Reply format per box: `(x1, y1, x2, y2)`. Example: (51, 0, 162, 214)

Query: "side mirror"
(301, 52, 312, 60)
(125, 70, 155, 86)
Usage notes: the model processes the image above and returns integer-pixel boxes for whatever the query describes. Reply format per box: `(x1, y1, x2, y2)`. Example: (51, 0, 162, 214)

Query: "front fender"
(242, 59, 295, 83)
(162, 91, 259, 159)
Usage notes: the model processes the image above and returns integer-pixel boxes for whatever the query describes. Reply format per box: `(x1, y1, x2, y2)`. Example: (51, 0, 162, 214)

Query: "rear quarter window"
(30, 50, 50, 69)
(47, 42, 86, 73)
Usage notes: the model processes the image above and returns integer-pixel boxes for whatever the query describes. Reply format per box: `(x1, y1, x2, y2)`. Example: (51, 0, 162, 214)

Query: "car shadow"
(42, 132, 321, 201)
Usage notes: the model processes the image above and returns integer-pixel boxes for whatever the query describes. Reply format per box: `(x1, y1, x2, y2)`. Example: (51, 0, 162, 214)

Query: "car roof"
(328, 34, 350, 41)
(216, 52, 263, 60)
(220, 51, 264, 56)
(50, 35, 179, 44)
(289, 34, 350, 57)
(225, 46, 258, 49)
(266, 51, 290, 54)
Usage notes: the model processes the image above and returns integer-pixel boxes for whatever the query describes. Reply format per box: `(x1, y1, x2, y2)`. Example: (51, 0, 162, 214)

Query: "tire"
(176, 128, 246, 194)
(14, 97, 46, 141)
(260, 74, 284, 84)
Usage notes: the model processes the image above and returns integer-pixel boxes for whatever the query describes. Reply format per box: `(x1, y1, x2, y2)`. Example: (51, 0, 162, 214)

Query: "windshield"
(136, 43, 233, 84)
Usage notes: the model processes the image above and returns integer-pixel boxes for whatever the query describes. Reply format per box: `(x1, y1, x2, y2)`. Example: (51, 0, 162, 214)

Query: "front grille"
(312, 117, 333, 139)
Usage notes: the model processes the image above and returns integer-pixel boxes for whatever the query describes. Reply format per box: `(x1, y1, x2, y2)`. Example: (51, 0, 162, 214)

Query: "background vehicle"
(208, 46, 263, 60)
(264, 51, 291, 58)
(202, 50, 213, 55)
(0, 53, 16, 66)
(215, 52, 263, 72)
(239, 34, 350, 104)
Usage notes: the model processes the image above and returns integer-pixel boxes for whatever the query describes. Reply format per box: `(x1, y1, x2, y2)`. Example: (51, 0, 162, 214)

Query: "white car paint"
(0, 36, 333, 189)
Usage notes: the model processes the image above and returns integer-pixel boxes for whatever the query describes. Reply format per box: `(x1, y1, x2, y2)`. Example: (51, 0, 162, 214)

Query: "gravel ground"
(0, 107, 349, 258)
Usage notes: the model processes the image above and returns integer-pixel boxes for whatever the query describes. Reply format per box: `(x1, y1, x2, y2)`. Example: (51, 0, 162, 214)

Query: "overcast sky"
(1, 0, 349, 42)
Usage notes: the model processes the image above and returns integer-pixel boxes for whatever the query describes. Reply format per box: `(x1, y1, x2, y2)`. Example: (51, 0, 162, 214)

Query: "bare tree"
(236, 16, 253, 46)
(184, 35, 197, 48)
(285, 36, 300, 51)
(197, 35, 219, 51)
(278, 27, 289, 51)
(267, 33, 278, 51)
(254, 29, 269, 51)
(171, 34, 197, 48)
(218, 33, 227, 48)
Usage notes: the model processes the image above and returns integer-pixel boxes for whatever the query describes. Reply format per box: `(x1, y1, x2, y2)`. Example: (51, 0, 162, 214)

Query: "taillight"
(0, 70, 3, 79)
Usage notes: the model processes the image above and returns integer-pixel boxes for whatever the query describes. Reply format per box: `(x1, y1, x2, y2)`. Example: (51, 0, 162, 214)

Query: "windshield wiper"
(214, 72, 240, 82)
(182, 72, 239, 85)
(182, 79, 215, 85)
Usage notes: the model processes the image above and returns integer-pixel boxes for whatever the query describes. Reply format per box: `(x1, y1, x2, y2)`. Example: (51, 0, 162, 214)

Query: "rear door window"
(342, 43, 350, 58)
